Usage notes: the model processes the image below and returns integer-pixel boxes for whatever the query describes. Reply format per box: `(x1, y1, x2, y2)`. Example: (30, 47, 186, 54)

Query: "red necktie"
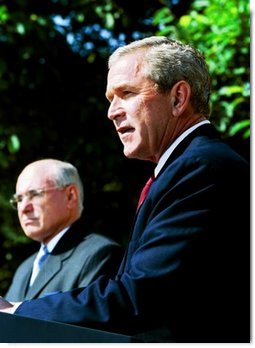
(136, 176, 154, 212)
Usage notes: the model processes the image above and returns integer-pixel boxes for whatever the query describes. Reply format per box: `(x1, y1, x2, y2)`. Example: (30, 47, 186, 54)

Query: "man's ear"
(65, 184, 79, 208)
(170, 80, 191, 117)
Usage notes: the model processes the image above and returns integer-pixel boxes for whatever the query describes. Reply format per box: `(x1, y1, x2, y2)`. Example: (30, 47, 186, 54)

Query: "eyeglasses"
(9, 186, 67, 210)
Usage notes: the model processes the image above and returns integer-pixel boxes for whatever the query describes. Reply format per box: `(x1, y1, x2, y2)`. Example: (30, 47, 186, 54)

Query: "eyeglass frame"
(9, 185, 71, 210)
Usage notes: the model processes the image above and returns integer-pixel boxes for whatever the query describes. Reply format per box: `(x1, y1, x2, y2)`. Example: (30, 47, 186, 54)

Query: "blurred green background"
(0, 0, 250, 294)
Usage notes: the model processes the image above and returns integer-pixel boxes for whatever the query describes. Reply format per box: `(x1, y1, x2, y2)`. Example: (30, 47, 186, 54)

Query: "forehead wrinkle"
(106, 52, 145, 96)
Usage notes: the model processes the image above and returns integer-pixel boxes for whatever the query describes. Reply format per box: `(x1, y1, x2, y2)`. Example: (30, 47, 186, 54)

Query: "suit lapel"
(25, 246, 76, 299)
(24, 257, 62, 299)
(24, 222, 85, 299)
(118, 124, 219, 274)
(19, 261, 34, 299)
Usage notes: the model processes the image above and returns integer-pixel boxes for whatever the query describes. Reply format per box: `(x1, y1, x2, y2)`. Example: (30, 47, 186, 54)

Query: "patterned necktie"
(136, 175, 154, 212)
(30, 244, 49, 285)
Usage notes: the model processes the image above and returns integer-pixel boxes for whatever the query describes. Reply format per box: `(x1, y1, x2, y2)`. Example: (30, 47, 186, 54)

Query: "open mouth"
(117, 126, 135, 135)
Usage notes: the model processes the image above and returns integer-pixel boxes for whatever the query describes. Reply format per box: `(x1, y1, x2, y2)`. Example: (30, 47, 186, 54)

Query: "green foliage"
(0, 0, 159, 293)
(0, 0, 250, 294)
(154, 0, 250, 139)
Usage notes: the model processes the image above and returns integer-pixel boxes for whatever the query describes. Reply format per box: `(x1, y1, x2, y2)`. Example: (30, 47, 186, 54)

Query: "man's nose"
(107, 97, 125, 121)
(18, 198, 34, 213)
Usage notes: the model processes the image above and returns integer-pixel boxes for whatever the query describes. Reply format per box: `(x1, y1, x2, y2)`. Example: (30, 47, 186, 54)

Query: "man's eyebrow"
(105, 83, 131, 100)
(112, 83, 131, 91)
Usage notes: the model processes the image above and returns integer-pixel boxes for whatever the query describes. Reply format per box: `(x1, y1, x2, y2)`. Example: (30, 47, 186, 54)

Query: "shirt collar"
(42, 226, 70, 253)
(155, 120, 210, 177)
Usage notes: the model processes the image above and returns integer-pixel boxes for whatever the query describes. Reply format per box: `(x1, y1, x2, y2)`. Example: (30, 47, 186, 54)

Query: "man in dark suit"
(5, 159, 122, 301)
(0, 37, 250, 343)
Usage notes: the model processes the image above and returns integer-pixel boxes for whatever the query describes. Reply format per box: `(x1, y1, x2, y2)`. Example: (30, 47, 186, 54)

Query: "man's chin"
(123, 148, 151, 162)
(123, 146, 138, 159)
(124, 151, 136, 159)
(24, 230, 42, 242)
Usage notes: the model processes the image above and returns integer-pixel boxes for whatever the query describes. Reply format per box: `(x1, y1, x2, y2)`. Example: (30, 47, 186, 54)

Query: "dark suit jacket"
(5, 219, 123, 301)
(15, 125, 250, 342)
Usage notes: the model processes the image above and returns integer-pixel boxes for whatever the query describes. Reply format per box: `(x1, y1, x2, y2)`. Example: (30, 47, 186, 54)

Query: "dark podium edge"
(0, 312, 140, 343)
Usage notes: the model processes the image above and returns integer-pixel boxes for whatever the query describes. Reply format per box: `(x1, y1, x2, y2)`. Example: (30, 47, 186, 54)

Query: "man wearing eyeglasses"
(5, 159, 123, 302)
(0, 37, 249, 343)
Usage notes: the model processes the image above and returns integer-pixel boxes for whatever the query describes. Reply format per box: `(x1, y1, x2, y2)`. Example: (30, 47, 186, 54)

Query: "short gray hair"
(49, 160, 84, 214)
(108, 36, 211, 117)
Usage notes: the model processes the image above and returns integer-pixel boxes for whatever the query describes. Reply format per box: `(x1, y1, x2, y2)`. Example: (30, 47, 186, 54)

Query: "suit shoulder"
(71, 233, 123, 268)
(167, 134, 249, 176)
(16, 252, 37, 269)
(82, 233, 120, 249)
(9, 252, 36, 281)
